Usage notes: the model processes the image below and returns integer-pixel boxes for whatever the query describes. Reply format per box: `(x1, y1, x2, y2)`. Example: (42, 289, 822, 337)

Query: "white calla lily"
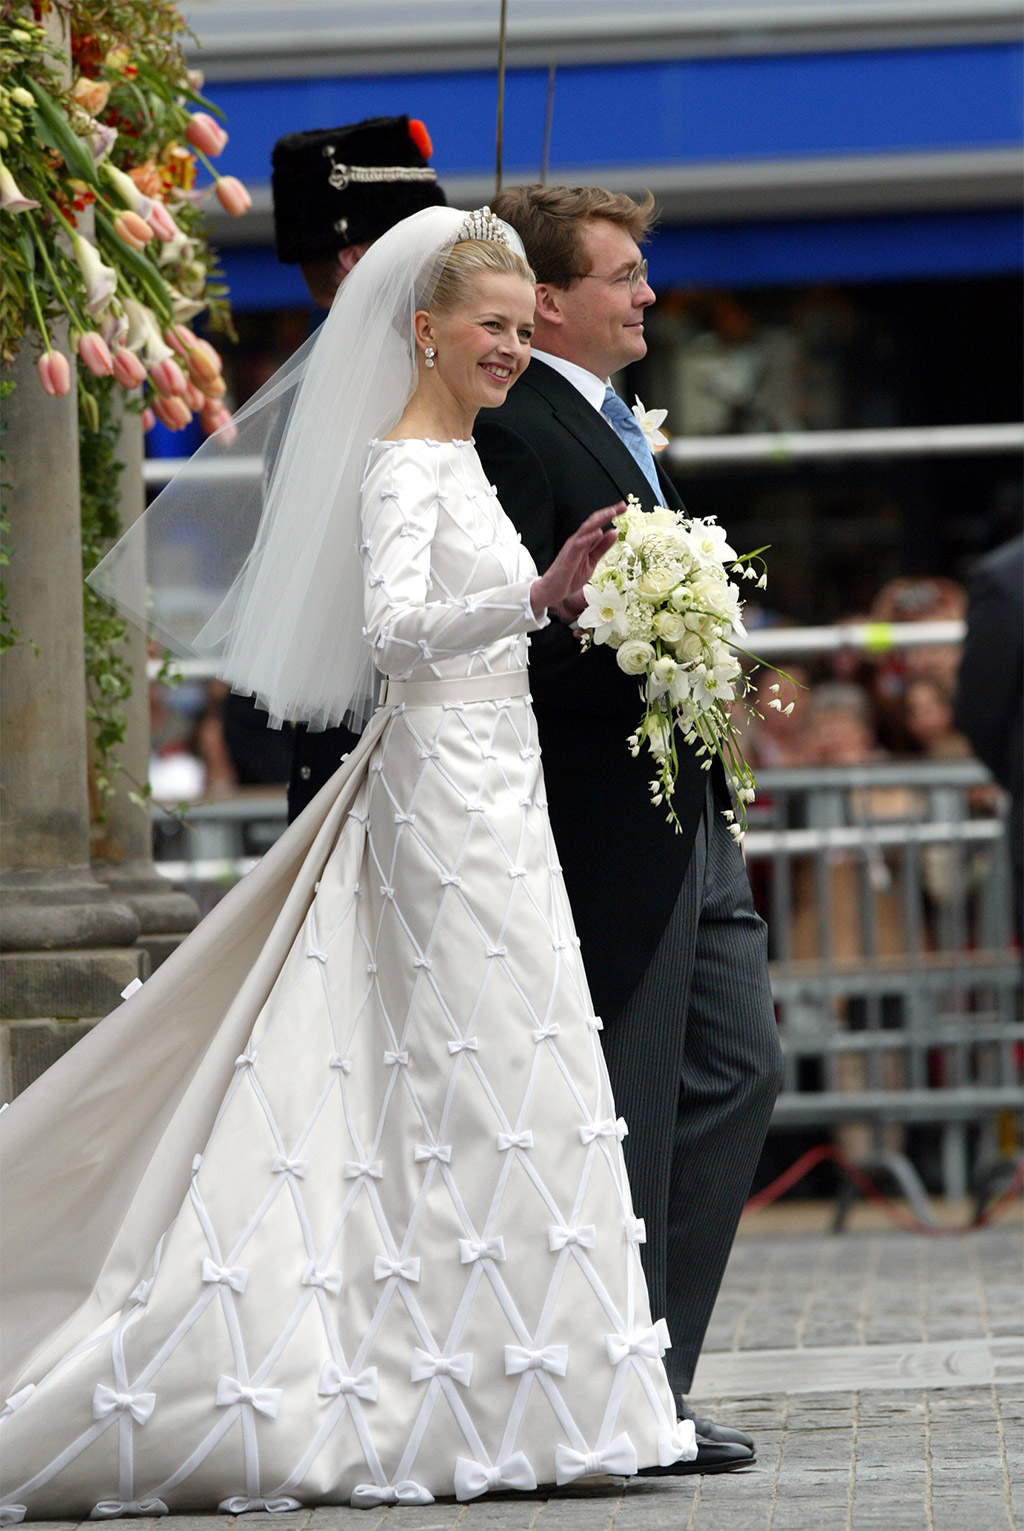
(103, 161, 153, 221)
(0, 162, 39, 213)
(71, 232, 117, 315)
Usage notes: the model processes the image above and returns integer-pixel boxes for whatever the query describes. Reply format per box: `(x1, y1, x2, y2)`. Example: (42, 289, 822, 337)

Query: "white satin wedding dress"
(0, 439, 692, 1516)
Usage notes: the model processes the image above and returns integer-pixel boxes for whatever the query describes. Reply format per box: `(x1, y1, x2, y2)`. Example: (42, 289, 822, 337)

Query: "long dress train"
(0, 440, 692, 1515)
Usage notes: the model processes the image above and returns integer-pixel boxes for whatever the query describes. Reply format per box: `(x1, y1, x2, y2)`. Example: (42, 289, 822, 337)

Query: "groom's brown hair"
(491, 185, 657, 290)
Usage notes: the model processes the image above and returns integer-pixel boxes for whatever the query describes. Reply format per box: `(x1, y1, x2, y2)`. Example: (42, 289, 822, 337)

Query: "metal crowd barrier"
(745, 759, 1022, 1209)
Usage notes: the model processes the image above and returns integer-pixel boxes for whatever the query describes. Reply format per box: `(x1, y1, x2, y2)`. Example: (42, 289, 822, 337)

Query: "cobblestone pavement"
(21, 1217, 1022, 1531)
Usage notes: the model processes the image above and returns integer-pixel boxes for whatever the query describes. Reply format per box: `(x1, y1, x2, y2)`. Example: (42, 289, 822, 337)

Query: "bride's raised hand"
(530, 504, 623, 622)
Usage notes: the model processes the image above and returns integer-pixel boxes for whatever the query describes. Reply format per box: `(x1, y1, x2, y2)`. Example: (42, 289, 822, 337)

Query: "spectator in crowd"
(803, 680, 882, 769)
(902, 675, 971, 760)
(868, 576, 966, 752)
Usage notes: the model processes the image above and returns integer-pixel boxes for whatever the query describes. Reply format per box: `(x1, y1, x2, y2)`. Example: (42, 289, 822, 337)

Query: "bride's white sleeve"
(361, 444, 548, 675)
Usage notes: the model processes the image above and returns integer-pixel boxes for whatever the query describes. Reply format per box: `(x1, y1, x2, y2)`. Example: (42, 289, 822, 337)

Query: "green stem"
(190, 145, 221, 182)
(94, 209, 174, 324)
(29, 223, 86, 331)
(27, 278, 53, 351)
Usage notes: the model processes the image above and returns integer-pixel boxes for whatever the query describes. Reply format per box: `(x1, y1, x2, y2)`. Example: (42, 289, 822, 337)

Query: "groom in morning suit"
(474, 186, 783, 1471)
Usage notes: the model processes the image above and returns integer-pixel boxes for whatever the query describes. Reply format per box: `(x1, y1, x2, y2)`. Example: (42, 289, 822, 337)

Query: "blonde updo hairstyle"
(422, 237, 535, 318)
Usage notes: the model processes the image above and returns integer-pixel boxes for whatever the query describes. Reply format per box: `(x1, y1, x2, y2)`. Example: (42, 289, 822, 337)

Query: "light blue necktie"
(600, 385, 662, 502)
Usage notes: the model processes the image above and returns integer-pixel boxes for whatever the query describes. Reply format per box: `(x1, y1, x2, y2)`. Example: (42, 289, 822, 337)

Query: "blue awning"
(206, 43, 1023, 183)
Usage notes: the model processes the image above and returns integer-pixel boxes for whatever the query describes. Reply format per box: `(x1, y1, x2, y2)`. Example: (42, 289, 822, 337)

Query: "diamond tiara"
(456, 207, 510, 245)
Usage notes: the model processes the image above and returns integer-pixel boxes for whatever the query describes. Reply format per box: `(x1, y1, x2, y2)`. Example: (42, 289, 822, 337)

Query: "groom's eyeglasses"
(580, 258, 649, 295)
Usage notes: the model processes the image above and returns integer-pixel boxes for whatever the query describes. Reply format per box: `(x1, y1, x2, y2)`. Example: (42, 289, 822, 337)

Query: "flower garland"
(0, 0, 250, 811)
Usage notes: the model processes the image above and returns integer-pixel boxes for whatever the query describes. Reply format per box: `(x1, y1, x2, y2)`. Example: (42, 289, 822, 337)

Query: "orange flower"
(128, 160, 164, 200)
(71, 76, 110, 116)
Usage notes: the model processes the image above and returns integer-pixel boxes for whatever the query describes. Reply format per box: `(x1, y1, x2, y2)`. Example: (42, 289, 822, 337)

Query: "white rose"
(616, 639, 655, 676)
(653, 609, 687, 644)
(636, 566, 678, 602)
(679, 631, 704, 662)
(647, 507, 679, 530)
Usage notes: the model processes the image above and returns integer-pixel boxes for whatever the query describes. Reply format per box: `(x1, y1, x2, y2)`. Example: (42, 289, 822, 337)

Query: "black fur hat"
(271, 114, 447, 264)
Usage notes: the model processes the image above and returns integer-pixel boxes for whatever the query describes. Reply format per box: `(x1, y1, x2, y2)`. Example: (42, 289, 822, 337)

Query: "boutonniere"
(631, 397, 669, 452)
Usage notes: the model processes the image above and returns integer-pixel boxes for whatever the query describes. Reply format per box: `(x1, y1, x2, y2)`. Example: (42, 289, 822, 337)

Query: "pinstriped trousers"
(599, 784, 783, 1399)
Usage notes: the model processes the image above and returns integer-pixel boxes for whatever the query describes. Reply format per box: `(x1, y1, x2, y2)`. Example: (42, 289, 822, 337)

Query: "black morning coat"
(475, 359, 731, 1026)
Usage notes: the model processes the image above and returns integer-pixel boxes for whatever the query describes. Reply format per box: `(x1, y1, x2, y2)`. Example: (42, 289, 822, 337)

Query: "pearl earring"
(424, 346, 435, 368)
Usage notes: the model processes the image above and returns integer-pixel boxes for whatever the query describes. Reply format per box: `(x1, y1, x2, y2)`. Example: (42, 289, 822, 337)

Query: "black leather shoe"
(680, 1407, 756, 1452)
(637, 1438, 755, 1476)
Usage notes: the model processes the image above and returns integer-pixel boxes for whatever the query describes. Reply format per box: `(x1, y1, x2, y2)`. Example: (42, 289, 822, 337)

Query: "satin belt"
(378, 671, 531, 708)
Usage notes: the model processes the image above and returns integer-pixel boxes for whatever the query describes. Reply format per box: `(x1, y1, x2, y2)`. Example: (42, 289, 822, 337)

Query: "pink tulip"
(186, 337, 222, 385)
(165, 323, 196, 357)
(147, 200, 178, 241)
(184, 379, 206, 413)
(186, 112, 228, 157)
(151, 395, 193, 431)
(36, 351, 72, 397)
(76, 330, 114, 377)
(201, 401, 236, 443)
(149, 356, 188, 398)
(141, 407, 157, 432)
(115, 211, 154, 249)
(111, 348, 147, 388)
(214, 176, 251, 217)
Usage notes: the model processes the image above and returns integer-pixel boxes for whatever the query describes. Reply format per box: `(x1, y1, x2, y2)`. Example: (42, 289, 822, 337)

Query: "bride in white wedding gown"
(0, 209, 694, 1515)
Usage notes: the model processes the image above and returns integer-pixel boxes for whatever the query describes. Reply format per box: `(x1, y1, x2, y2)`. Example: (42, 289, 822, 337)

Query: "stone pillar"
(90, 402, 198, 968)
(0, 337, 145, 1099)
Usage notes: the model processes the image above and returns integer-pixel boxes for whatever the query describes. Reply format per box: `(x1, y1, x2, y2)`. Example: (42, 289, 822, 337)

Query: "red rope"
(743, 1144, 1024, 1236)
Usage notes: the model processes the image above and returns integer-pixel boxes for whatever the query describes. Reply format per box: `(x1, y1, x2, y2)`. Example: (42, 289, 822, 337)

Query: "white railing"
(665, 421, 1024, 467)
(146, 617, 967, 682)
(141, 421, 1024, 489)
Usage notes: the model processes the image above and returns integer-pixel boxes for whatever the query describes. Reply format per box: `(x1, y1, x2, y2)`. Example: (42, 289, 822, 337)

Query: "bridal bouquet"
(577, 496, 789, 837)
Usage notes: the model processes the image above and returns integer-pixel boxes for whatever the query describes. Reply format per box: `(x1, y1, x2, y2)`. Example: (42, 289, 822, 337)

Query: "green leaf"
(14, 226, 35, 272)
(24, 79, 98, 188)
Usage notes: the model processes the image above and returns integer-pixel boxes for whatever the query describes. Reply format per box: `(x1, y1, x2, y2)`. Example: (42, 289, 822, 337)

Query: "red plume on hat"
(271, 114, 447, 264)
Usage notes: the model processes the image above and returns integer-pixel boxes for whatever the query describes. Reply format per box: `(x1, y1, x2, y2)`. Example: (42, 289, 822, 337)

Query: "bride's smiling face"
(418, 271, 536, 412)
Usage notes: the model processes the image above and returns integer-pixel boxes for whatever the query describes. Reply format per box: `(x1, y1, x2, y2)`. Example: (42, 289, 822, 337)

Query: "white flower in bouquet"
(616, 639, 656, 676)
(576, 495, 793, 835)
(631, 397, 670, 451)
(578, 582, 630, 644)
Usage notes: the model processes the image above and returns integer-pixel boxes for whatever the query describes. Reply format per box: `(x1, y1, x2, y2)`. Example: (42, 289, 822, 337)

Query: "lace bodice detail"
(360, 438, 547, 681)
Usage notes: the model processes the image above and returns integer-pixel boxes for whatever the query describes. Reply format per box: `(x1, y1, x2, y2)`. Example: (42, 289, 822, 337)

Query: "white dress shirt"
(530, 349, 609, 415)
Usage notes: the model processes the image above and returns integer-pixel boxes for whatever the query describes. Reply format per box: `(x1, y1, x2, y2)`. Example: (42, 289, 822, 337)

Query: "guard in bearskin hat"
(271, 114, 447, 311)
